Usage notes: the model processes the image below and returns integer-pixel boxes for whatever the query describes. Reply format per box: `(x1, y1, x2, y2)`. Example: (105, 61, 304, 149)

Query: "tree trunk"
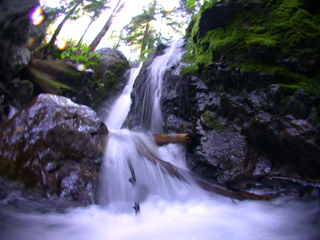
(48, 3, 80, 48)
(139, 20, 150, 59)
(77, 17, 95, 47)
(88, 0, 125, 52)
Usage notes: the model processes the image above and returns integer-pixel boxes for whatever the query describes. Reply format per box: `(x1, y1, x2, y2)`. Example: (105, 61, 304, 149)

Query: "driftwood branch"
(137, 148, 273, 201)
(128, 159, 140, 214)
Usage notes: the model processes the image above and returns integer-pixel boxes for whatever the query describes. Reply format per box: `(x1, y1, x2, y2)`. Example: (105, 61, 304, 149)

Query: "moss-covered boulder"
(25, 59, 85, 94)
(184, 0, 320, 94)
(21, 50, 130, 110)
(0, 94, 108, 205)
(90, 48, 130, 108)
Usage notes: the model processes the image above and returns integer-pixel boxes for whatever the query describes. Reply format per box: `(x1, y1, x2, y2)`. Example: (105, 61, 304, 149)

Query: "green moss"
(245, 34, 277, 50)
(182, 38, 196, 63)
(181, 65, 199, 76)
(61, 68, 83, 85)
(109, 61, 130, 73)
(84, 60, 130, 108)
(30, 68, 71, 95)
(186, 0, 320, 94)
(32, 60, 83, 87)
(201, 112, 227, 130)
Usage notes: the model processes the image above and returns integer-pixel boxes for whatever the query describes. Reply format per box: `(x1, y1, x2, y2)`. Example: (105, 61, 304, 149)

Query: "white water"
(1, 196, 319, 240)
(138, 39, 185, 133)
(105, 62, 143, 129)
(1, 40, 319, 240)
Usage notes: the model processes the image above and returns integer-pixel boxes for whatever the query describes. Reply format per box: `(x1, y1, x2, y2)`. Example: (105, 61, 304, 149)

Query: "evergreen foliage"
(123, 0, 185, 60)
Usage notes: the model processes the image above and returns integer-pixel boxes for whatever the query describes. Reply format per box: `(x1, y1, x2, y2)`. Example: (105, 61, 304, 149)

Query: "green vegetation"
(123, 0, 185, 60)
(28, 67, 72, 95)
(60, 41, 101, 67)
(201, 112, 227, 130)
(86, 60, 130, 107)
(181, 64, 199, 76)
(182, 0, 320, 94)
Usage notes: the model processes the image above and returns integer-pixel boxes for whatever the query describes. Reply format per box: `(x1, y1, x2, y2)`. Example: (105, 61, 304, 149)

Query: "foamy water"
(1, 194, 319, 240)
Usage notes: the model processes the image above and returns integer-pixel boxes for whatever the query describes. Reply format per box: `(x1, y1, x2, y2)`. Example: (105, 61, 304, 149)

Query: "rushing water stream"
(0, 40, 319, 240)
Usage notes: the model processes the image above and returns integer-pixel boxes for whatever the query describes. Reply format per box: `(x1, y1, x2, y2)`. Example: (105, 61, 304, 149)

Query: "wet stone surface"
(0, 94, 108, 207)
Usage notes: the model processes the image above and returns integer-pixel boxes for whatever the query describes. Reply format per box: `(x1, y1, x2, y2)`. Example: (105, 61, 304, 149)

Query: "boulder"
(95, 48, 128, 68)
(0, 94, 108, 205)
(94, 47, 129, 86)
(91, 48, 130, 108)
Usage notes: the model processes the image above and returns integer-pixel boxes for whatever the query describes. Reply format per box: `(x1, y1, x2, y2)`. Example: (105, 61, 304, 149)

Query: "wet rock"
(0, 0, 46, 71)
(285, 90, 312, 119)
(194, 121, 247, 183)
(219, 93, 254, 119)
(6, 79, 34, 105)
(0, 94, 108, 206)
(242, 112, 320, 178)
(95, 48, 127, 67)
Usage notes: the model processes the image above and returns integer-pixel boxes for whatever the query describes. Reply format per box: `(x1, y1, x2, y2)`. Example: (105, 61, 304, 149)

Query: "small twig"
(128, 159, 140, 215)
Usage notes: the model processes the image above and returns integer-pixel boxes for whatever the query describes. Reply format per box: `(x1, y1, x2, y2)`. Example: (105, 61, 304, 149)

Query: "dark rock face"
(0, 0, 46, 124)
(0, 0, 46, 71)
(0, 94, 108, 206)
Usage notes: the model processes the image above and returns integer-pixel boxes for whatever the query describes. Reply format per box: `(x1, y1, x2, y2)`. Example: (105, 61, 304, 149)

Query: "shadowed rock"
(0, 94, 108, 206)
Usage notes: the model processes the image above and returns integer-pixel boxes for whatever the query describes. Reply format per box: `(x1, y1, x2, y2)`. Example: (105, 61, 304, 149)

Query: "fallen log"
(153, 133, 193, 146)
(137, 148, 273, 201)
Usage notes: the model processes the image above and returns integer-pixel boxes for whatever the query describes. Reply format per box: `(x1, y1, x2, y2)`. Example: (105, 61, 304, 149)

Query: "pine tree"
(123, 1, 157, 59)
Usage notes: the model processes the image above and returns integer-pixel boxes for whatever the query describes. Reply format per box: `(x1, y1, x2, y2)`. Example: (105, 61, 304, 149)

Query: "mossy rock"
(85, 60, 130, 108)
(184, 0, 320, 94)
(201, 111, 227, 130)
(25, 60, 80, 96)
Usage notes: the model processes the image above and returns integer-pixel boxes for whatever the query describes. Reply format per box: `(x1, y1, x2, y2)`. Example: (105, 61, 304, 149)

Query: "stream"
(0, 40, 319, 240)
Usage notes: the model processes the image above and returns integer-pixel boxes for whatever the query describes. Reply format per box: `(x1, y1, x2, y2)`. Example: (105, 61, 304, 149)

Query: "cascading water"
(104, 62, 143, 129)
(0, 40, 319, 240)
(99, 41, 203, 212)
(134, 39, 185, 133)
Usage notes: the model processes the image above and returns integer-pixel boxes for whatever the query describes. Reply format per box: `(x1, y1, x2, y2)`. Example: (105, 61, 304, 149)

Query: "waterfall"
(1, 39, 319, 240)
(135, 39, 185, 133)
(104, 62, 143, 129)
(99, 41, 203, 212)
